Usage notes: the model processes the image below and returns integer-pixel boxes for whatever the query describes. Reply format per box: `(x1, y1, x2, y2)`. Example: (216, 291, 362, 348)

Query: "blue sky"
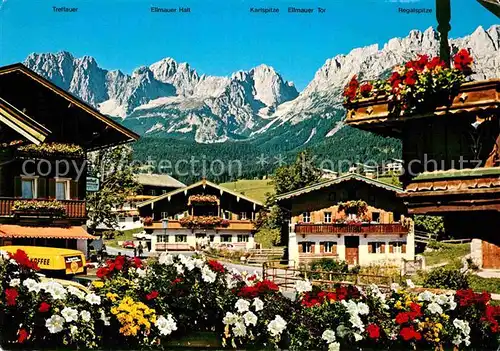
(0, 0, 497, 90)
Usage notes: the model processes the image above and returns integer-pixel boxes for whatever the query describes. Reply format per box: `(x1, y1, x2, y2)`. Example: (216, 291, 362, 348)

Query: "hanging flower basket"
(142, 216, 153, 226)
(337, 200, 368, 216)
(179, 216, 229, 229)
(12, 200, 66, 217)
(17, 142, 85, 158)
(188, 195, 219, 206)
(343, 49, 474, 116)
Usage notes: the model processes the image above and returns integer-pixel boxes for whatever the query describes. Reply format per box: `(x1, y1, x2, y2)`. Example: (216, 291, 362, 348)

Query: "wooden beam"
(436, 0, 451, 65)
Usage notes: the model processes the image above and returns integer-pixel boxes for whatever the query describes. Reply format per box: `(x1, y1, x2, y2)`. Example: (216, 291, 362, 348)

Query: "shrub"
(310, 258, 349, 274)
(254, 228, 281, 248)
(102, 230, 116, 240)
(423, 267, 470, 290)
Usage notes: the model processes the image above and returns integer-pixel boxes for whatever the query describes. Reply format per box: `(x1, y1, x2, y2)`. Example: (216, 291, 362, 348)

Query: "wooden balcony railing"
(0, 198, 86, 219)
(295, 223, 408, 235)
(145, 219, 255, 231)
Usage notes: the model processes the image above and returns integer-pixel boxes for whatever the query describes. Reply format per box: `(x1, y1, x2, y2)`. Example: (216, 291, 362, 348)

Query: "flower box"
(11, 200, 66, 217)
(16, 142, 85, 158)
(179, 216, 229, 229)
(188, 195, 220, 206)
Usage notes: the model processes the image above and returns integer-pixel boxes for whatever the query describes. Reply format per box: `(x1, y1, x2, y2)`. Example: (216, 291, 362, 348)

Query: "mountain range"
(22, 25, 500, 181)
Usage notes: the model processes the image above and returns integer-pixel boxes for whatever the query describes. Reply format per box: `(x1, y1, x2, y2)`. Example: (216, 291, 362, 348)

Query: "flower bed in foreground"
(1, 250, 500, 349)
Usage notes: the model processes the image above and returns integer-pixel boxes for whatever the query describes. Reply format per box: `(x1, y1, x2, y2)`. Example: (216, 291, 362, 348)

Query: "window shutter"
(48, 178, 56, 199)
(380, 244, 385, 254)
(14, 176, 22, 197)
(70, 180, 79, 200)
(402, 244, 407, 253)
(298, 244, 303, 253)
(368, 243, 373, 253)
(311, 244, 315, 254)
(332, 244, 337, 255)
(389, 244, 394, 253)
(37, 178, 47, 198)
(320, 242, 324, 253)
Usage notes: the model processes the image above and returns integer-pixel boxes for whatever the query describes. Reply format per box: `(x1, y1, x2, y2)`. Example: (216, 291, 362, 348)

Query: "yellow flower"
(435, 323, 443, 330)
(395, 301, 403, 309)
(106, 292, 119, 302)
(92, 281, 104, 288)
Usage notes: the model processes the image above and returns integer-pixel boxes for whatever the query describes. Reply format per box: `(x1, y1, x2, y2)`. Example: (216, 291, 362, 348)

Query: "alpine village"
(1, 1, 500, 349)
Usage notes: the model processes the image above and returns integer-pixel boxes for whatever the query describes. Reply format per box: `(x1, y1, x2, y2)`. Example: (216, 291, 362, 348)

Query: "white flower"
(341, 300, 359, 316)
(0, 250, 8, 260)
(9, 278, 20, 287)
(436, 294, 449, 306)
(357, 302, 369, 315)
(448, 298, 457, 311)
(464, 335, 471, 346)
(99, 309, 110, 326)
(22, 278, 41, 293)
(156, 314, 177, 336)
(328, 342, 340, 351)
(243, 311, 257, 326)
(193, 258, 204, 269)
(175, 264, 184, 275)
(253, 297, 264, 311)
(61, 307, 79, 323)
(406, 279, 415, 288)
(233, 321, 247, 337)
(349, 314, 364, 331)
(390, 282, 400, 291)
(202, 266, 217, 283)
(453, 319, 471, 335)
(180, 255, 195, 271)
(336, 324, 348, 338)
(41, 280, 67, 300)
(67, 286, 85, 299)
(70, 325, 78, 335)
(158, 253, 174, 265)
(354, 332, 363, 341)
(294, 280, 313, 293)
(418, 290, 434, 302)
(136, 268, 147, 277)
(80, 310, 91, 322)
(223, 312, 240, 325)
(235, 299, 251, 313)
(267, 315, 287, 337)
(321, 329, 336, 343)
(427, 302, 443, 315)
(85, 293, 101, 305)
(46, 315, 65, 334)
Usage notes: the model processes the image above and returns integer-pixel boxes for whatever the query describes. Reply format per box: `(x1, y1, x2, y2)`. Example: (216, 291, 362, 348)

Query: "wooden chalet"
(0, 64, 139, 254)
(137, 179, 263, 252)
(345, 78, 500, 267)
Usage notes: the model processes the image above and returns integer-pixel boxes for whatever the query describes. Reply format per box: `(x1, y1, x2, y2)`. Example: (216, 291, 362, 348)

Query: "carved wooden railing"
(0, 198, 86, 219)
(295, 223, 408, 235)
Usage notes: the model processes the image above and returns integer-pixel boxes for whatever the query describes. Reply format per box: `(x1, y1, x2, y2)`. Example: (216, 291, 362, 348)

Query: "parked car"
(122, 240, 135, 248)
(217, 243, 234, 249)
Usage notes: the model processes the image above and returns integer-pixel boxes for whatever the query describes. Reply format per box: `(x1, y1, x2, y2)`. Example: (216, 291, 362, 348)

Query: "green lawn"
(421, 243, 470, 267)
(468, 275, 500, 294)
(220, 179, 274, 203)
(104, 227, 144, 248)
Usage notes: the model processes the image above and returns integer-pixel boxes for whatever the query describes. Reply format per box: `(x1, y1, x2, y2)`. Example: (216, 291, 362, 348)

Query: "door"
(344, 236, 359, 265)
(483, 241, 500, 269)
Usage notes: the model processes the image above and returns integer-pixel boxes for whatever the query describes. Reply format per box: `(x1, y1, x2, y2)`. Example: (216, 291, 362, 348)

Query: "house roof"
(137, 179, 264, 208)
(0, 225, 96, 240)
(135, 173, 186, 188)
(0, 97, 50, 145)
(276, 173, 403, 201)
(0, 63, 139, 150)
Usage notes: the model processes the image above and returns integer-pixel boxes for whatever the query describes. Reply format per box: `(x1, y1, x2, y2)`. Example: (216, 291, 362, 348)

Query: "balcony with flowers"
(15, 142, 85, 159)
(0, 198, 86, 219)
(295, 200, 409, 235)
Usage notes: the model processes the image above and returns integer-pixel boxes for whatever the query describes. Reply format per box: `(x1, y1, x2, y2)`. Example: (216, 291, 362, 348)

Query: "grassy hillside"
(220, 179, 274, 203)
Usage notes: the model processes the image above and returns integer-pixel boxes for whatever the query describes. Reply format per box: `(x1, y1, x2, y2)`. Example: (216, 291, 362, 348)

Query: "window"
(161, 212, 169, 219)
(302, 212, 311, 223)
(55, 179, 70, 200)
(237, 235, 249, 242)
(324, 241, 336, 253)
(22, 178, 36, 199)
(372, 212, 380, 223)
(240, 212, 247, 220)
(162, 189, 168, 194)
(301, 242, 313, 253)
(369, 242, 384, 254)
(175, 235, 187, 243)
(390, 241, 404, 254)
(394, 212, 402, 222)
(209, 235, 215, 242)
(150, 189, 156, 196)
(157, 235, 168, 243)
(221, 235, 232, 243)
(324, 212, 332, 223)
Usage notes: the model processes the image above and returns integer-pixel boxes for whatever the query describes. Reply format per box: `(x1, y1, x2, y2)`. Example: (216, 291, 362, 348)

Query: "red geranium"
(388, 72, 401, 87)
(481, 305, 500, 333)
(456, 289, 490, 307)
(146, 291, 159, 300)
(38, 302, 51, 313)
(5, 288, 18, 306)
(453, 49, 473, 73)
(400, 326, 422, 341)
(171, 277, 183, 285)
(17, 329, 28, 344)
(207, 260, 225, 273)
(395, 312, 410, 325)
(404, 69, 418, 86)
(237, 279, 279, 298)
(9, 250, 39, 270)
(96, 267, 110, 279)
(367, 323, 380, 339)
(426, 56, 446, 70)
(343, 75, 360, 101)
(359, 82, 373, 97)
(132, 257, 142, 269)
